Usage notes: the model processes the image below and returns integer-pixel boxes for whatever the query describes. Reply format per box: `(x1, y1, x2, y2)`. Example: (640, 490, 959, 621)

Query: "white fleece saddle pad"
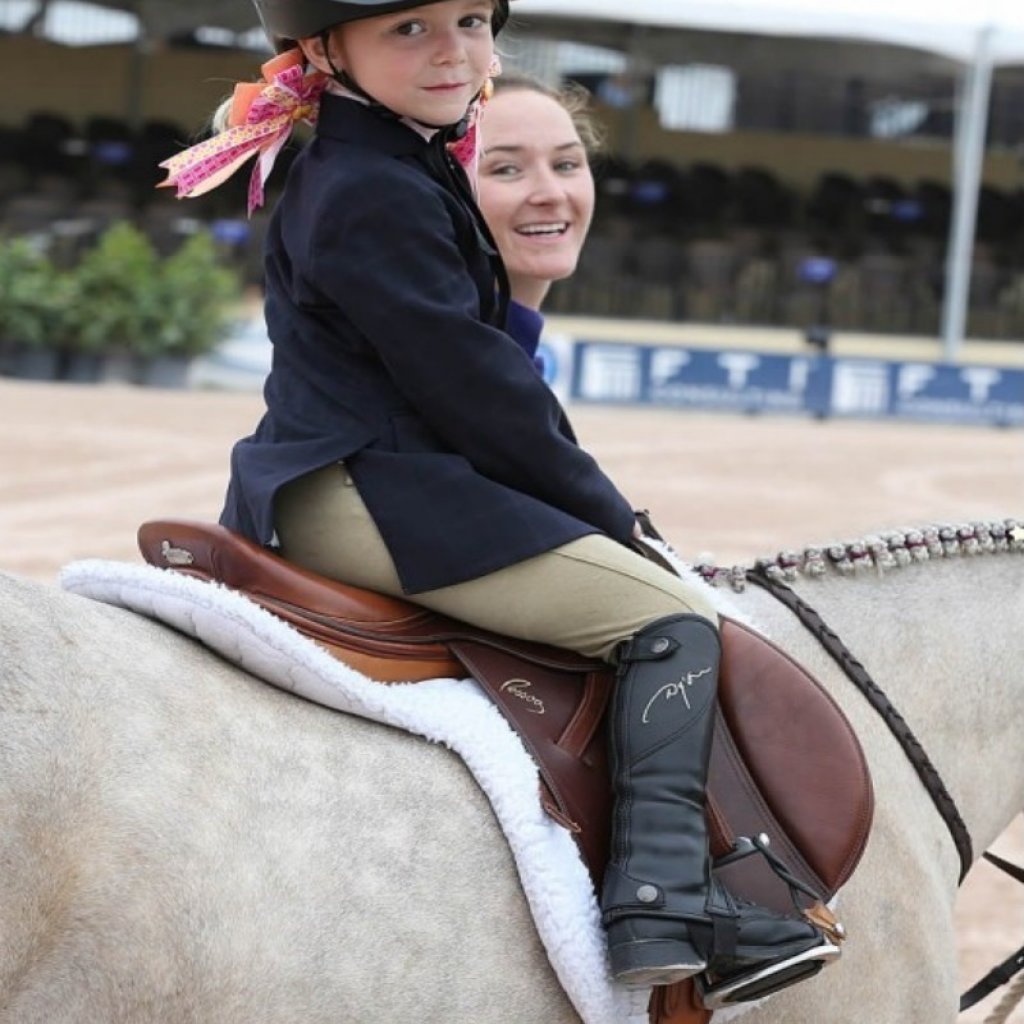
(61, 558, 759, 1024)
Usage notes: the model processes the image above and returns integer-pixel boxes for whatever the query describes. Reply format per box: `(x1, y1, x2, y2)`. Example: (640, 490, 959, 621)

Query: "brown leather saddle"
(138, 519, 873, 1024)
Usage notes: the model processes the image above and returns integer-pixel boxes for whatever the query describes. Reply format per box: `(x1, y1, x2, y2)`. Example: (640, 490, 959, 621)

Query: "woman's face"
(477, 88, 596, 308)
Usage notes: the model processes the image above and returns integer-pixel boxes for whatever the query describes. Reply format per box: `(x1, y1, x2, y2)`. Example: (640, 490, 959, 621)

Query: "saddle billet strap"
(745, 568, 974, 883)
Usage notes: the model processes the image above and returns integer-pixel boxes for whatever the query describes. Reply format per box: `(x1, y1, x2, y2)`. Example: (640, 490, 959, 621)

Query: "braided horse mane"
(695, 517, 1024, 592)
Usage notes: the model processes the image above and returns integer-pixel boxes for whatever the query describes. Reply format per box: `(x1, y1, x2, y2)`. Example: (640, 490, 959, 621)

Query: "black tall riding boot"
(601, 613, 838, 998)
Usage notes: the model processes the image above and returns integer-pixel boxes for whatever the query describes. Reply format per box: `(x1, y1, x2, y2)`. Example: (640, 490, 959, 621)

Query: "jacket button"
(650, 638, 670, 654)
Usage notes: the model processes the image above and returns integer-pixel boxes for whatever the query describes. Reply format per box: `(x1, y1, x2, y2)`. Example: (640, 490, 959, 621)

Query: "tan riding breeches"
(274, 463, 717, 663)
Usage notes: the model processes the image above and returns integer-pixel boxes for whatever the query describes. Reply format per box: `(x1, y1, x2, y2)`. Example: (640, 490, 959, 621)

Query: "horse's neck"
(734, 555, 1024, 857)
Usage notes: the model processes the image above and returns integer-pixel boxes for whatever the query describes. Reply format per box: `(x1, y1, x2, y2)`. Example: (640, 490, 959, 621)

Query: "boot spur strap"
(802, 901, 846, 946)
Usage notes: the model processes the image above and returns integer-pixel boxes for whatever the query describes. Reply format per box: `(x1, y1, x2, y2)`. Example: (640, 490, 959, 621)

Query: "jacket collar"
(315, 92, 429, 157)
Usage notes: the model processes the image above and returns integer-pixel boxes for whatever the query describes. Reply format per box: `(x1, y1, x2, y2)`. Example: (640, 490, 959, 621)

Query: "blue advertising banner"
(829, 359, 1024, 427)
(569, 342, 1024, 427)
(645, 348, 828, 416)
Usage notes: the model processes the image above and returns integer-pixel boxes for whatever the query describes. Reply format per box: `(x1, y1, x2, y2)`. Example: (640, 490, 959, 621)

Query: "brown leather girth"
(138, 519, 873, 1024)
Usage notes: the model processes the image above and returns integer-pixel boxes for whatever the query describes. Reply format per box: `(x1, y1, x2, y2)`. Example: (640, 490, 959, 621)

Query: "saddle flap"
(451, 638, 613, 874)
(716, 618, 874, 897)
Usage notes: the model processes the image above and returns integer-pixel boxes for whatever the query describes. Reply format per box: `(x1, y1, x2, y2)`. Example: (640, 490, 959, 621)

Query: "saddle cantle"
(138, 519, 873, 1023)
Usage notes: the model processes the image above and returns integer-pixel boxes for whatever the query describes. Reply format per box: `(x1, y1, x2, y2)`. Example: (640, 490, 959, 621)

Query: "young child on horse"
(161, 0, 834, 1002)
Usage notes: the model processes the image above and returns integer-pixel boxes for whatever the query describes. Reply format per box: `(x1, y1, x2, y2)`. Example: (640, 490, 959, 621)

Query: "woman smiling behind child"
(474, 75, 597, 377)
(163, 2, 833, 1000)
(478, 76, 598, 310)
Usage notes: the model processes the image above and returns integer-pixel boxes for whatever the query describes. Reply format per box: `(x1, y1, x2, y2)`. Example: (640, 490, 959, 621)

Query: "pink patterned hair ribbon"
(159, 48, 326, 216)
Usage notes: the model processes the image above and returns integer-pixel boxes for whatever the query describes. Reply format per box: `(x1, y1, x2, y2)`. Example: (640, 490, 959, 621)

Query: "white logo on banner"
(960, 367, 1001, 403)
(650, 350, 690, 387)
(789, 359, 812, 393)
(717, 352, 760, 389)
(897, 364, 936, 398)
(578, 346, 643, 401)
(898, 363, 1002, 405)
(831, 362, 890, 415)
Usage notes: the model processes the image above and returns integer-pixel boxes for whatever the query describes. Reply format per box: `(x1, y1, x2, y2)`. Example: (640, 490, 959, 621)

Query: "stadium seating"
(4, 107, 1024, 336)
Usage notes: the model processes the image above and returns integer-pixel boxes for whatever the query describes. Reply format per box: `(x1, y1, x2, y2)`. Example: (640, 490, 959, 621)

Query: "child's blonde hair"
(210, 96, 235, 136)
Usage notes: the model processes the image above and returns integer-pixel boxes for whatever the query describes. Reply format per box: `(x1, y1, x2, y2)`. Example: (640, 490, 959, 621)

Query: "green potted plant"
(0, 237, 65, 380)
(140, 229, 243, 388)
(64, 221, 162, 383)
(43, 222, 244, 388)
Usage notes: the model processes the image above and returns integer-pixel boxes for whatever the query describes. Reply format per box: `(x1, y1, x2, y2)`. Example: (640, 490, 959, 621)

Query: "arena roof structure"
(14, 0, 1024, 353)
(516, 0, 1024, 64)
(41, 0, 1024, 60)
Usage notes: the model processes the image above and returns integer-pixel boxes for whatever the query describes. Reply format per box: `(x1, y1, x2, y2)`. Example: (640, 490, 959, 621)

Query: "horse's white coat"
(1, 535, 1022, 1024)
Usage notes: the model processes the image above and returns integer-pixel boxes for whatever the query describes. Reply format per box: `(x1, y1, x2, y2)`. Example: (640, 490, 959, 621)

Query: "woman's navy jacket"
(220, 95, 636, 594)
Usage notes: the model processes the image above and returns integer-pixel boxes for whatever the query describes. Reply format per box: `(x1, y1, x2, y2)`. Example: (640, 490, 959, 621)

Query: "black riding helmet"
(254, 0, 510, 51)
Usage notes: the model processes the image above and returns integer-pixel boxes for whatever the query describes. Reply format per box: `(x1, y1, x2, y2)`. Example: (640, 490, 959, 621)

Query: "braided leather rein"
(745, 566, 973, 884)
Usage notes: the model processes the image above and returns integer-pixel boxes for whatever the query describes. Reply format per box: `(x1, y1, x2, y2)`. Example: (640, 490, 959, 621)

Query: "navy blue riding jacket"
(220, 94, 636, 594)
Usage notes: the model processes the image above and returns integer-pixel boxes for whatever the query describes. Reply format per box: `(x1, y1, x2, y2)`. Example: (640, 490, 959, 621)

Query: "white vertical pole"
(126, 1, 148, 131)
(941, 26, 995, 362)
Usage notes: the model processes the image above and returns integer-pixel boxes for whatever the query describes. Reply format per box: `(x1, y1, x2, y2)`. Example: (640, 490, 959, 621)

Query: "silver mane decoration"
(695, 518, 1024, 592)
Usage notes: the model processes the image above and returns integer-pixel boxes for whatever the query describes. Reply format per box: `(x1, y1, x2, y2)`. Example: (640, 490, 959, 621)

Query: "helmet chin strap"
(317, 29, 471, 136)
(319, 32, 371, 100)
